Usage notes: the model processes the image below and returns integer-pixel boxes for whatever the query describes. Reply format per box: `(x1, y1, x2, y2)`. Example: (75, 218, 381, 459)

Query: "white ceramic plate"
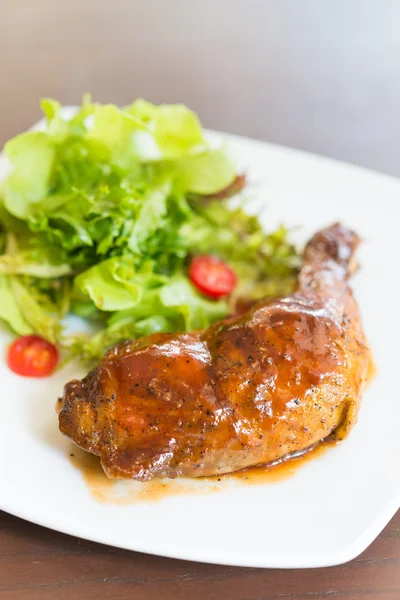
(1, 113, 399, 568)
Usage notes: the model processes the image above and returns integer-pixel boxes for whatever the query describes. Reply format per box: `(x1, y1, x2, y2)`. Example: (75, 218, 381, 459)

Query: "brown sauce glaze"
(68, 439, 338, 504)
(60, 225, 371, 481)
(229, 439, 338, 485)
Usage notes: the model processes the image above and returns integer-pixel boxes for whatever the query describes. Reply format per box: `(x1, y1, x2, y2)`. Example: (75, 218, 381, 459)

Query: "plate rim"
(1, 489, 400, 568)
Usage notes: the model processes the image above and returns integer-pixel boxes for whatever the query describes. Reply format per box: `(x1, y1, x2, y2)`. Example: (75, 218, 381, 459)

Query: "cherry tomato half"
(189, 255, 237, 299)
(7, 335, 59, 378)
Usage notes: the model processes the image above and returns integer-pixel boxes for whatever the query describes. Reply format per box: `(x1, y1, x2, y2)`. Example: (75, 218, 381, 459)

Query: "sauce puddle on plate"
(68, 449, 221, 504)
(229, 441, 337, 484)
(69, 440, 337, 504)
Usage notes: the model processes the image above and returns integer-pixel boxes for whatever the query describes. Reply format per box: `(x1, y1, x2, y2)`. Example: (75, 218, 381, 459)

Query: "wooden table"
(1, 511, 399, 600)
(1, 1, 399, 598)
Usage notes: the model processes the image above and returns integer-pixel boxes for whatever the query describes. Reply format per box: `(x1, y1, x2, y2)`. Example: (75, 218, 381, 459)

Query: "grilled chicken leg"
(59, 223, 371, 480)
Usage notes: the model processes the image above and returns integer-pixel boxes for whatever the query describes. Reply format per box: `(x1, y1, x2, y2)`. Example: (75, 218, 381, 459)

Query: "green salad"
(0, 97, 299, 362)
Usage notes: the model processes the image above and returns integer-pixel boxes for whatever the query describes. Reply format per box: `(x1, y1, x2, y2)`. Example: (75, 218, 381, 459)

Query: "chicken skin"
(59, 223, 371, 480)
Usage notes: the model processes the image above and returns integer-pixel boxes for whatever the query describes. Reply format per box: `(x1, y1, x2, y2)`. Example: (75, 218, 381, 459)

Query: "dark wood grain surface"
(1, 1, 399, 598)
(1, 510, 399, 600)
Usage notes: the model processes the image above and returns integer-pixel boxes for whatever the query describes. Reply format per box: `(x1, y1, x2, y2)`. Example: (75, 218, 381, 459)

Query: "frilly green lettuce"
(0, 97, 300, 362)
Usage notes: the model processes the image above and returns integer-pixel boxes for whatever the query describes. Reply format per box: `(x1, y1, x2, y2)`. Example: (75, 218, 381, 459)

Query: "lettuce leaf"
(0, 232, 72, 278)
(9, 277, 61, 343)
(126, 99, 205, 159)
(74, 257, 166, 312)
(0, 275, 62, 342)
(177, 149, 236, 194)
(85, 104, 148, 170)
(3, 133, 55, 219)
(69, 275, 228, 361)
(158, 277, 227, 330)
(127, 182, 171, 253)
(0, 275, 32, 335)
